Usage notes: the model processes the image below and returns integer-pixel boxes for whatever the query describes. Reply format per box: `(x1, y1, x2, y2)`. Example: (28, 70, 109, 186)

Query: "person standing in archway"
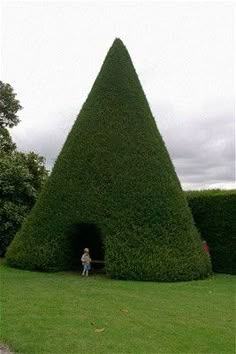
(81, 248, 92, 276)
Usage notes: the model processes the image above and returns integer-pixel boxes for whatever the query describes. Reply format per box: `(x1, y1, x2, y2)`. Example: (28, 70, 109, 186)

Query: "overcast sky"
(1, 1, 235, 190)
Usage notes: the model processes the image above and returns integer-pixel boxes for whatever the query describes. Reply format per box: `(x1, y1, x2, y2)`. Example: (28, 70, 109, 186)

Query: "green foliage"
(0, 152, 48, 256)
(0, 127, 16, 154)
(6, 39, 211, 281)
(186, 189, 236, 274)
(0, 81, 22, 128)
(0, 81, 48, 256)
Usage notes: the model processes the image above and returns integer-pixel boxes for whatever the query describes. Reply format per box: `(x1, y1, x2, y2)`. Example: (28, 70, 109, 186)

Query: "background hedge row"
(186, 189, 236, 274)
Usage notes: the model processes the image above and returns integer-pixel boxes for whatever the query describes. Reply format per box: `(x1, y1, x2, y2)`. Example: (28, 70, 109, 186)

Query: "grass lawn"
(0, 260, 235, 354)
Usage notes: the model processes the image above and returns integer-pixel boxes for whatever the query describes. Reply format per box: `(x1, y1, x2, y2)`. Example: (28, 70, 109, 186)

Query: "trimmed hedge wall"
(6, 39, 211, 281)
(186, 190, 236, 274)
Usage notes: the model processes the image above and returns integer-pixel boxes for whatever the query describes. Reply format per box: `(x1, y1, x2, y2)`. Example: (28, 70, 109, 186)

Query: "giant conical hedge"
(6, 39, 211, 281)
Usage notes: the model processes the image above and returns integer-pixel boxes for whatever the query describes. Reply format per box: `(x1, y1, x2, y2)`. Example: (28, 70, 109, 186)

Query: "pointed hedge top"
(108, 38, 132, 64)
(113, 37, 124, 46)
(86, 37, 152, 126)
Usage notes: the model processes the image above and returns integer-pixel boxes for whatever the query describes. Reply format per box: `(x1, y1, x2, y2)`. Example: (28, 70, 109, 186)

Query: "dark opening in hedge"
(69, 223, 104, 269)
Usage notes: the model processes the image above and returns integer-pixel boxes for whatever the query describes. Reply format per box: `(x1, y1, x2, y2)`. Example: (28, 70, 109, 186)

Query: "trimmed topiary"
(186, 189, 236, 275)
(6, 39, 211, 281)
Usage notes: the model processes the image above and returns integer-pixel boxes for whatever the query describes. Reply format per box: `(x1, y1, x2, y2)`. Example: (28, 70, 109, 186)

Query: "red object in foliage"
(203, 241, 210, 255)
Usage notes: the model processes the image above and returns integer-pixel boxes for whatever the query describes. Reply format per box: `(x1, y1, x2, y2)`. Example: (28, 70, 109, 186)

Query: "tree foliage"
(0, 151, 48, 256)
(0, 81, 22, 128)
(6, 39, 211, 281)
(0, 127, 16, 154)
(0, 81, 48, 256)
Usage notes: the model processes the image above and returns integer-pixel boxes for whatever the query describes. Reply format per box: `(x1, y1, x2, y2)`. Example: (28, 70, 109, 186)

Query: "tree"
(0, 151, 48, 256)
(0, 81, 20, 154)
(0, 81, 22, 128)
(0, 127, 16, 154)
(6, 39, 211, 281)
(0, 81, 48, 256)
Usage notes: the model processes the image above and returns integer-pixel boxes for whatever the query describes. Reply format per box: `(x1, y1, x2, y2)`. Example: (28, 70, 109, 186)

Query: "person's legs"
(82, 264, 85, 276)
(86, 263, 91, 276)
(83, 264, 89, 276)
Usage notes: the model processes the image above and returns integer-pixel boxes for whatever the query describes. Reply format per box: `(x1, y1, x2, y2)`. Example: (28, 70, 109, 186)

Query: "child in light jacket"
(81, 248, 92, 276)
